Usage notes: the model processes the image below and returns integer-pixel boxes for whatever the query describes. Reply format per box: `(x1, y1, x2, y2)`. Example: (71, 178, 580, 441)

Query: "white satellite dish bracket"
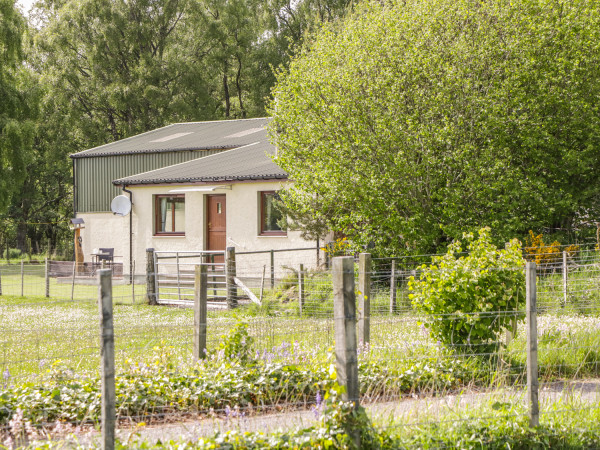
(111, 195, 132, 216)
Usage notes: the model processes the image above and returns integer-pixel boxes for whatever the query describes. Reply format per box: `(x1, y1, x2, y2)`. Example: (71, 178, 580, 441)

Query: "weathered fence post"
(146, 248, 157, 305)
(389, 260, 396, 314)
(194, 264, 208, 359)
(332, 256, 360, 447)
(71, 260, 76, 301)
(270, 249, 275, 289)
(562, 250, 567, 308)
(259, 265, 266, 304)
(20, 259, 24, 297)
(98, 269, 115, 450)
(526, 261, 539, 427)
(45, 257, 50, 298)
(176, 253, 181, 301)
(298, 263, 305, 316)
(226, 247, 237, 309)
(358, 253, 371, 345)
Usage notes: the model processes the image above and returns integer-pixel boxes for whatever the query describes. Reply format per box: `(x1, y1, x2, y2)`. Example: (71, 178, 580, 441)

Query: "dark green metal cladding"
(74, 150, 225, 212)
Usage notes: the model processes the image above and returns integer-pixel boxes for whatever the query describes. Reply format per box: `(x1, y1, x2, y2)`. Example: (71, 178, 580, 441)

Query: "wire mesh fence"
(0, 247, 599, 447)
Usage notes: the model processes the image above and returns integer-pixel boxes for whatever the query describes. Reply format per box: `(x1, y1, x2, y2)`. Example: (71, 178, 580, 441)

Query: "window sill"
(258, 234, 288, 238)
(153, 234, 186, 238)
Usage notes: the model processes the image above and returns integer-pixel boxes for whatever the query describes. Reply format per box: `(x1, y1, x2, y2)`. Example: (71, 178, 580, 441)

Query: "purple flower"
(3, 369, 9, 381)
(311, 405, 320, 419)
(315, 391, 322, 408)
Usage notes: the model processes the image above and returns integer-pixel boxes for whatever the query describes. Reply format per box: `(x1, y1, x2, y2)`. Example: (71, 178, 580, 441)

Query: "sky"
(16, 0, 36, 16)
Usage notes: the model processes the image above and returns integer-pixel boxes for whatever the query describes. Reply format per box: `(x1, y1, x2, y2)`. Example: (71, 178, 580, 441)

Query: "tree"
(33, 0, 218, 145)
(0, 0, 34, 214)
(192, 0, 265, 118)
(2, 0, 352, 255)
(270, 0, 600, 255)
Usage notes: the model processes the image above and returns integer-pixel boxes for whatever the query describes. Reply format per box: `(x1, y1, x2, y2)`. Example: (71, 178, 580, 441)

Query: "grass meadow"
(0, 255, 599, 448)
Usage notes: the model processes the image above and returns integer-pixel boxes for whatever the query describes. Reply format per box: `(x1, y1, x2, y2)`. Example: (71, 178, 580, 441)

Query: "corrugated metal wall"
(74, 150, 224, 212)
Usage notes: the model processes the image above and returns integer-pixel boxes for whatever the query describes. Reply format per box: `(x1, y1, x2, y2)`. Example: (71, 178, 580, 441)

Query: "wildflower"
(310, 405, 320, 419)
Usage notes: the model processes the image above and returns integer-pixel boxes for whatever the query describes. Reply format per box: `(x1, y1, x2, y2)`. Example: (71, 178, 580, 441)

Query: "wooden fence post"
(562, 250, 567, 308)
(71, 260, 76, 301)
(146, 248, 157, 305)
(270, 249, 275, 289)
(20, 259, 24, 297)
(358, 253, 371, 345)
(259, 265, 266, 304)
(333, 256, 360, 447)
(298, 264, 305, 316)
(176, 253, 181, 301)
(389, 260, 396, 314)
(98, 269, 115, 450)
(45, 257, 50, 298)
(526, 261, 539, 427)
(226, 247, 237, 309)
(194, 264, 208, 359)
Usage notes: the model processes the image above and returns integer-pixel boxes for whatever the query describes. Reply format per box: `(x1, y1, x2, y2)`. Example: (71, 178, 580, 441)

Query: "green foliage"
(0, 0, 353, 255)
(26, 400, 600, 449)
(218, 320, 255, 364)
(409, 228, 526, 353)
(0, 0, 35, 214)
(271, 0, 600, 255)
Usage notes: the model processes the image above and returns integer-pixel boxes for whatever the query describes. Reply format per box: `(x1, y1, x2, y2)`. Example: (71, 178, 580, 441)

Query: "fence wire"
(0, 248, 599, 447)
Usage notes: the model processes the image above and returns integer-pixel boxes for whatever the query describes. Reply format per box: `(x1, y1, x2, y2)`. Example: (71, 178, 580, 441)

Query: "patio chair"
(97, 248, 114, 265)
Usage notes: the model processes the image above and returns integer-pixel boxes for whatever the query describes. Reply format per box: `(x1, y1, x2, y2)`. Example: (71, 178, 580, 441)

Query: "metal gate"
(154, 251, 226, 305)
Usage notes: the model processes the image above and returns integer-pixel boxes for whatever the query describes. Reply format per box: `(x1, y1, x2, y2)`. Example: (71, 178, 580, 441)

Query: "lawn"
(1, 260, 600, 448)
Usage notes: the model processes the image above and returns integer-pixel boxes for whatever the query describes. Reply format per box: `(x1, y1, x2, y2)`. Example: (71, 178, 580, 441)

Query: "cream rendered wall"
(127, 181, 319, 278)
(76, 211, 129, 269)
(227, 181, 319, 277)
(129, 185, 205, 274)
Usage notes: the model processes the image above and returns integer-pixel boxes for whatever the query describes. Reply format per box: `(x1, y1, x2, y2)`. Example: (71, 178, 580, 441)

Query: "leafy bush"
(525, 230, 579, 269)
(218, 321, 254, 364)
(7, 248, 22, 260)
(409, 228, 525, 353)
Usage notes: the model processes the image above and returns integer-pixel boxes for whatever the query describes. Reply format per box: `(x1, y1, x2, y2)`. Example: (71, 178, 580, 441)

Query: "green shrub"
(7, 248, 22, 259)
(409, 228, 525, 353)
(218, 321, 255, 364)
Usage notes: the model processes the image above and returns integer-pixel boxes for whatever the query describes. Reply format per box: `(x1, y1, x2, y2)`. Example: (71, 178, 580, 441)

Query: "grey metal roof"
(112, 139, 287, 185)
(71, 118, 271, 158)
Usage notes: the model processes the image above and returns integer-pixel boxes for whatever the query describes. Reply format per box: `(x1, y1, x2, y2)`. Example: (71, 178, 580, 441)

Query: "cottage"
(70, 118, 321, 299)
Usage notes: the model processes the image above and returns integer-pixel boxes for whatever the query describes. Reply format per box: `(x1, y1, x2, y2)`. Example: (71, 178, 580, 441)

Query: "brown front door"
(206, 194, 226, 261)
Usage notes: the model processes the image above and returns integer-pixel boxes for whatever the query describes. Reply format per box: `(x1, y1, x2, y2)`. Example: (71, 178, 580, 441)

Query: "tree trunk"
(236, 55, 245, 118)
(223, 60, 231, 118)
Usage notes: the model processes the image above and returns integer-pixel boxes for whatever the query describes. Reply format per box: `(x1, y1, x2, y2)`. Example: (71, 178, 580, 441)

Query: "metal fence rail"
(154, 250, 226, 305)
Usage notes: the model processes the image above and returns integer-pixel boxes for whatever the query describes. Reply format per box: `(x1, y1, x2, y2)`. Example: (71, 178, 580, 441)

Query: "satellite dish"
(111, 195, 131, 216)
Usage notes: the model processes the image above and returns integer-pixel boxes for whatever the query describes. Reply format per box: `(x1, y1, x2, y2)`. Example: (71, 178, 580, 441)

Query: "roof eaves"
(69, 123, 177, 158)
(171, 117, 270, 125)
(70, 145, 236, 159)
(113, 174, 288, 186)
